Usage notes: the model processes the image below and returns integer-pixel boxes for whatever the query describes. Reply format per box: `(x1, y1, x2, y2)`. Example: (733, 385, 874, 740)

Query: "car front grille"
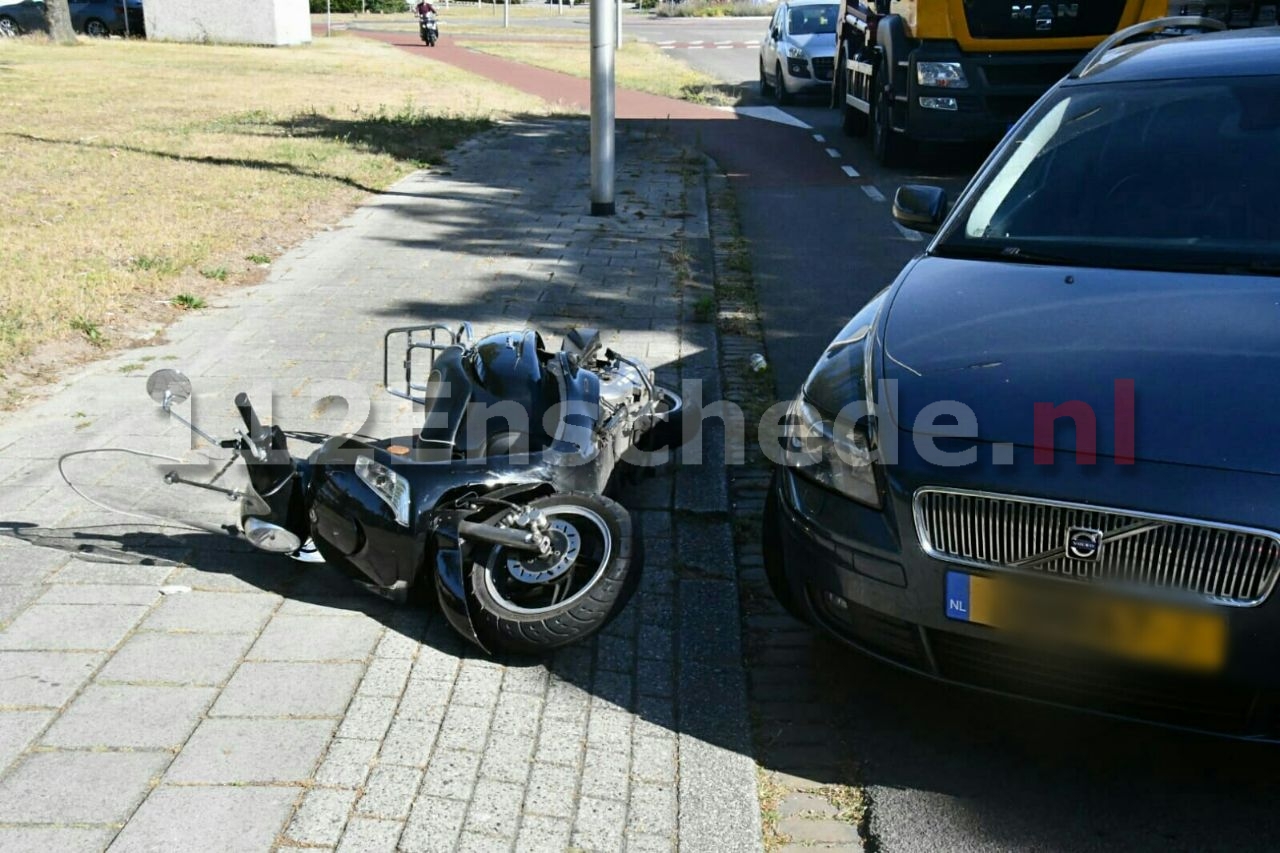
(811, 57, 834, 81)
(913, 488, 1280, 606)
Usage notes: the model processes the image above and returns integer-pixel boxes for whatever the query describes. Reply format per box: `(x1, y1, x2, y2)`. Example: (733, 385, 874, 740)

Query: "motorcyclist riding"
(416, 0, 438, 46)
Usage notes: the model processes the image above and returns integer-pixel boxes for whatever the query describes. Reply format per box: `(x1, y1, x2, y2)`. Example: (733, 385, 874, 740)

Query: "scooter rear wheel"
(469, 492, 634, 654)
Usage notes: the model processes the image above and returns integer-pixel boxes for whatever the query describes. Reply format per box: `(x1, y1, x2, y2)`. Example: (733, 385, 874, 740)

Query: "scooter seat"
(416, 346, 472, 450)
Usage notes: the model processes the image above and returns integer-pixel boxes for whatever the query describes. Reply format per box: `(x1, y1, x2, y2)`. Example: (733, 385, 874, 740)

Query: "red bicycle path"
(345, 27, 840, 188)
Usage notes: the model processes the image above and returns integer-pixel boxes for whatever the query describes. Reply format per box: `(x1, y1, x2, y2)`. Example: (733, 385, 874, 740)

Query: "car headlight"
(355, 455, 411, 527)
(785, 45, 806, 59)
(916, 61, 968, 89)
(784, 397, 880, 508)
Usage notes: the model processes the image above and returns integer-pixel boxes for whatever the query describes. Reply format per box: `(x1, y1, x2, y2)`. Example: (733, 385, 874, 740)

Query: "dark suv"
(765, 20, 1280, 738)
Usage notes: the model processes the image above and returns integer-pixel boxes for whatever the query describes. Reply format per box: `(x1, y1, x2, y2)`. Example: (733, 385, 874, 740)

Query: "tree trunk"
(44, 0, 78, 45)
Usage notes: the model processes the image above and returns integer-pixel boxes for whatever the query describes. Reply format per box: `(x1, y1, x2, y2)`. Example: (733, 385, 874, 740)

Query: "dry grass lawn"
(457, 39, 739, 104)
(0, 34, 552, 397)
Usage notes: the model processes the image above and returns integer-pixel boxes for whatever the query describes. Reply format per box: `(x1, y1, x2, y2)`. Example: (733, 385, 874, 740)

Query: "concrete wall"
(144, 0, 312, 46)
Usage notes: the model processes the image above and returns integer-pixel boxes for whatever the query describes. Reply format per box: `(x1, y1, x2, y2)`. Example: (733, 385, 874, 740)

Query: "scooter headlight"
(355, 456, 411, 527)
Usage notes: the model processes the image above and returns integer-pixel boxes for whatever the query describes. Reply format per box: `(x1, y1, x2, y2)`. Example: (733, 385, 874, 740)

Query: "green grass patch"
(170, 293, 207, 310)
(0, 35, 558, 370)
(70, 317, 105, 347)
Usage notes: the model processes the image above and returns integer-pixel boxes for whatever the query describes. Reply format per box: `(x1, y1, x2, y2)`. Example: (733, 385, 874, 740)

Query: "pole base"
(591, 201, 616, 217)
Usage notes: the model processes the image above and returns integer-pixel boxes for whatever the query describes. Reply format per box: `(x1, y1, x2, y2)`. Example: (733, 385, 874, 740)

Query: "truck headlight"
(785, 397, 880, 508)
(785, 45, 806, 59)
(916, 61, 968, 89)
(355, 456, 411, 527)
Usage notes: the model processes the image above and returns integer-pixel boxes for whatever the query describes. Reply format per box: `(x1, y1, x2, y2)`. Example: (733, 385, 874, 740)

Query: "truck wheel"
(840, 54, 868, 138)
(468, 492, 634, 655)
(872, 60, 913, 167)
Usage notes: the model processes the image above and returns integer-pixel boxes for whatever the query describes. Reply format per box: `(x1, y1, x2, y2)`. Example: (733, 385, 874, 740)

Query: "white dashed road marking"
(862, 185, 885, 201)
(724, 106, 812, 129)
(813, 133, 825, 143)
(825, 148, 841, 158)
(658, 41, 754, 49)
(841, 164, 860, 177)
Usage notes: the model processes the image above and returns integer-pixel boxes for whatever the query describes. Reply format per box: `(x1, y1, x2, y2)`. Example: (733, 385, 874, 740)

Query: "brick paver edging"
(699, 162, 869, 852)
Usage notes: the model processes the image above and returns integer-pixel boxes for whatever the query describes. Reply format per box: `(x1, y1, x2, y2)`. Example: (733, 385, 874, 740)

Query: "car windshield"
(935, 76, 1280, 274)
(789, 4, 837, 35)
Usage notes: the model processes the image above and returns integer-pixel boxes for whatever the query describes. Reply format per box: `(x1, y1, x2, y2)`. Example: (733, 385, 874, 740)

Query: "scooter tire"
(469, 492, 634, 655)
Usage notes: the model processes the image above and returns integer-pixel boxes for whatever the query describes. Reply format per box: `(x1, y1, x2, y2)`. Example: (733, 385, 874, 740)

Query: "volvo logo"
(1066, 527, 1104, 561)
(1011, 3, 1079, 29)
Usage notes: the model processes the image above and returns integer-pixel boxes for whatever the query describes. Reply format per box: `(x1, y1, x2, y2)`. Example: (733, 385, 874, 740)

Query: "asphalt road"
(645, 17, 978, 394)
(649, 16, 1280, 853)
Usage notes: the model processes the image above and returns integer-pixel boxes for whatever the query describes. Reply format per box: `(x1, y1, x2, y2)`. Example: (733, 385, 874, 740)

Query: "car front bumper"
(782, 55, 836, 93)
(767, 464, 1280, 740)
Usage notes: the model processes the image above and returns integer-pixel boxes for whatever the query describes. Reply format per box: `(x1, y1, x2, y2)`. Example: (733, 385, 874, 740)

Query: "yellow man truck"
(833, 0, 1182, 163)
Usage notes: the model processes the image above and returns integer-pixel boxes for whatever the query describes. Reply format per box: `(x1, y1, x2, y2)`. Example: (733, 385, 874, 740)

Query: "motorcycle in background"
(61, 324, 682, 655)
(419, 11, 438, 46)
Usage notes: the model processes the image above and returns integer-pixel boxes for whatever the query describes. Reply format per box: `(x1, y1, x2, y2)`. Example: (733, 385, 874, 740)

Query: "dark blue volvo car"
(764, 22, 1280, 737)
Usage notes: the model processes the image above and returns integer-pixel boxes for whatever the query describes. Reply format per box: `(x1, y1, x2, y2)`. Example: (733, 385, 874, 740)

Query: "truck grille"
(811, 56, 835, 81)
(1172, 1, 1278, 28)
(913, 488, 1280, 606)
(963, 0, 1125, 39)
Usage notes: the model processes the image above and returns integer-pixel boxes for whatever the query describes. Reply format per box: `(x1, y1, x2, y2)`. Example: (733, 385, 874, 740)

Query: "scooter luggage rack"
(384, 322, 474, 406)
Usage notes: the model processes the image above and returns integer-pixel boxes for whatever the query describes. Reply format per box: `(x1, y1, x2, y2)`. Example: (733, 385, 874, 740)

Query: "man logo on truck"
(1011, 3, 1079, 29)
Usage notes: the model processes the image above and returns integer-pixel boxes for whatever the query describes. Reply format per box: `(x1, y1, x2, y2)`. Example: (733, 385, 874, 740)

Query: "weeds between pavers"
(703, 168, 869, 851)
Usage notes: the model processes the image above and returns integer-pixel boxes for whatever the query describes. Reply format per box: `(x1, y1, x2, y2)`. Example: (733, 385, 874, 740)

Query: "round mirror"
(146, 369, 192, 407)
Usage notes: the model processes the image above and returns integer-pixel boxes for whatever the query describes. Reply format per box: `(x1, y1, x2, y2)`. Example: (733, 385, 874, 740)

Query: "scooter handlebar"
(234, 392, 266, 440)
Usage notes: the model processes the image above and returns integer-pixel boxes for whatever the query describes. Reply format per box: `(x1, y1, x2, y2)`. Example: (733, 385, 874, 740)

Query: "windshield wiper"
(932, 243, 1082, 266)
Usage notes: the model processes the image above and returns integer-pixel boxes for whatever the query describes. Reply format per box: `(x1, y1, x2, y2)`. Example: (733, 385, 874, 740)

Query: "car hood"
(882, 256, 1280, 475)
(788, 32, 836, 54)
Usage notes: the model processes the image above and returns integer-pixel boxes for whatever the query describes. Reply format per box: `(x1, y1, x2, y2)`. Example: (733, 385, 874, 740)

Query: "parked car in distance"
(765, 21, 1280, 739)
(70, 0, 143, 37)
(0, 0, 47, 36)
(759, 0, 838, 104)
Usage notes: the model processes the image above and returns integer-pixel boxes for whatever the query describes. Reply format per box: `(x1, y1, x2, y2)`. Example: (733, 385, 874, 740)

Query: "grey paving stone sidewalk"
(0, 120, 761, 852)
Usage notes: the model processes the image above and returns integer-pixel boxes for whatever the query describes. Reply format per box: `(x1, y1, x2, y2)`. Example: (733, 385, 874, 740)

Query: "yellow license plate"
(945, 572, 1228, 673)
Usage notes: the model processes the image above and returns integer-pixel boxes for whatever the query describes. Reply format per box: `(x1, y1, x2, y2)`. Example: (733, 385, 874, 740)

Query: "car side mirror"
(771, 27, 780, 40)
(892, 184, 948, 235)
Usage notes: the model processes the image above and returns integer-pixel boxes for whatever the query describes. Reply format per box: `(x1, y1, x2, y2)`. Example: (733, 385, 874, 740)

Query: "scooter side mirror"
(146, 369, 192, 410)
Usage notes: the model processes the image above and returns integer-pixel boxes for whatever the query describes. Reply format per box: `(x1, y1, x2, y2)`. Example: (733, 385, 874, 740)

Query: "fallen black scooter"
(419, 11, 438, 46)
(93, 325, 680, 654)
